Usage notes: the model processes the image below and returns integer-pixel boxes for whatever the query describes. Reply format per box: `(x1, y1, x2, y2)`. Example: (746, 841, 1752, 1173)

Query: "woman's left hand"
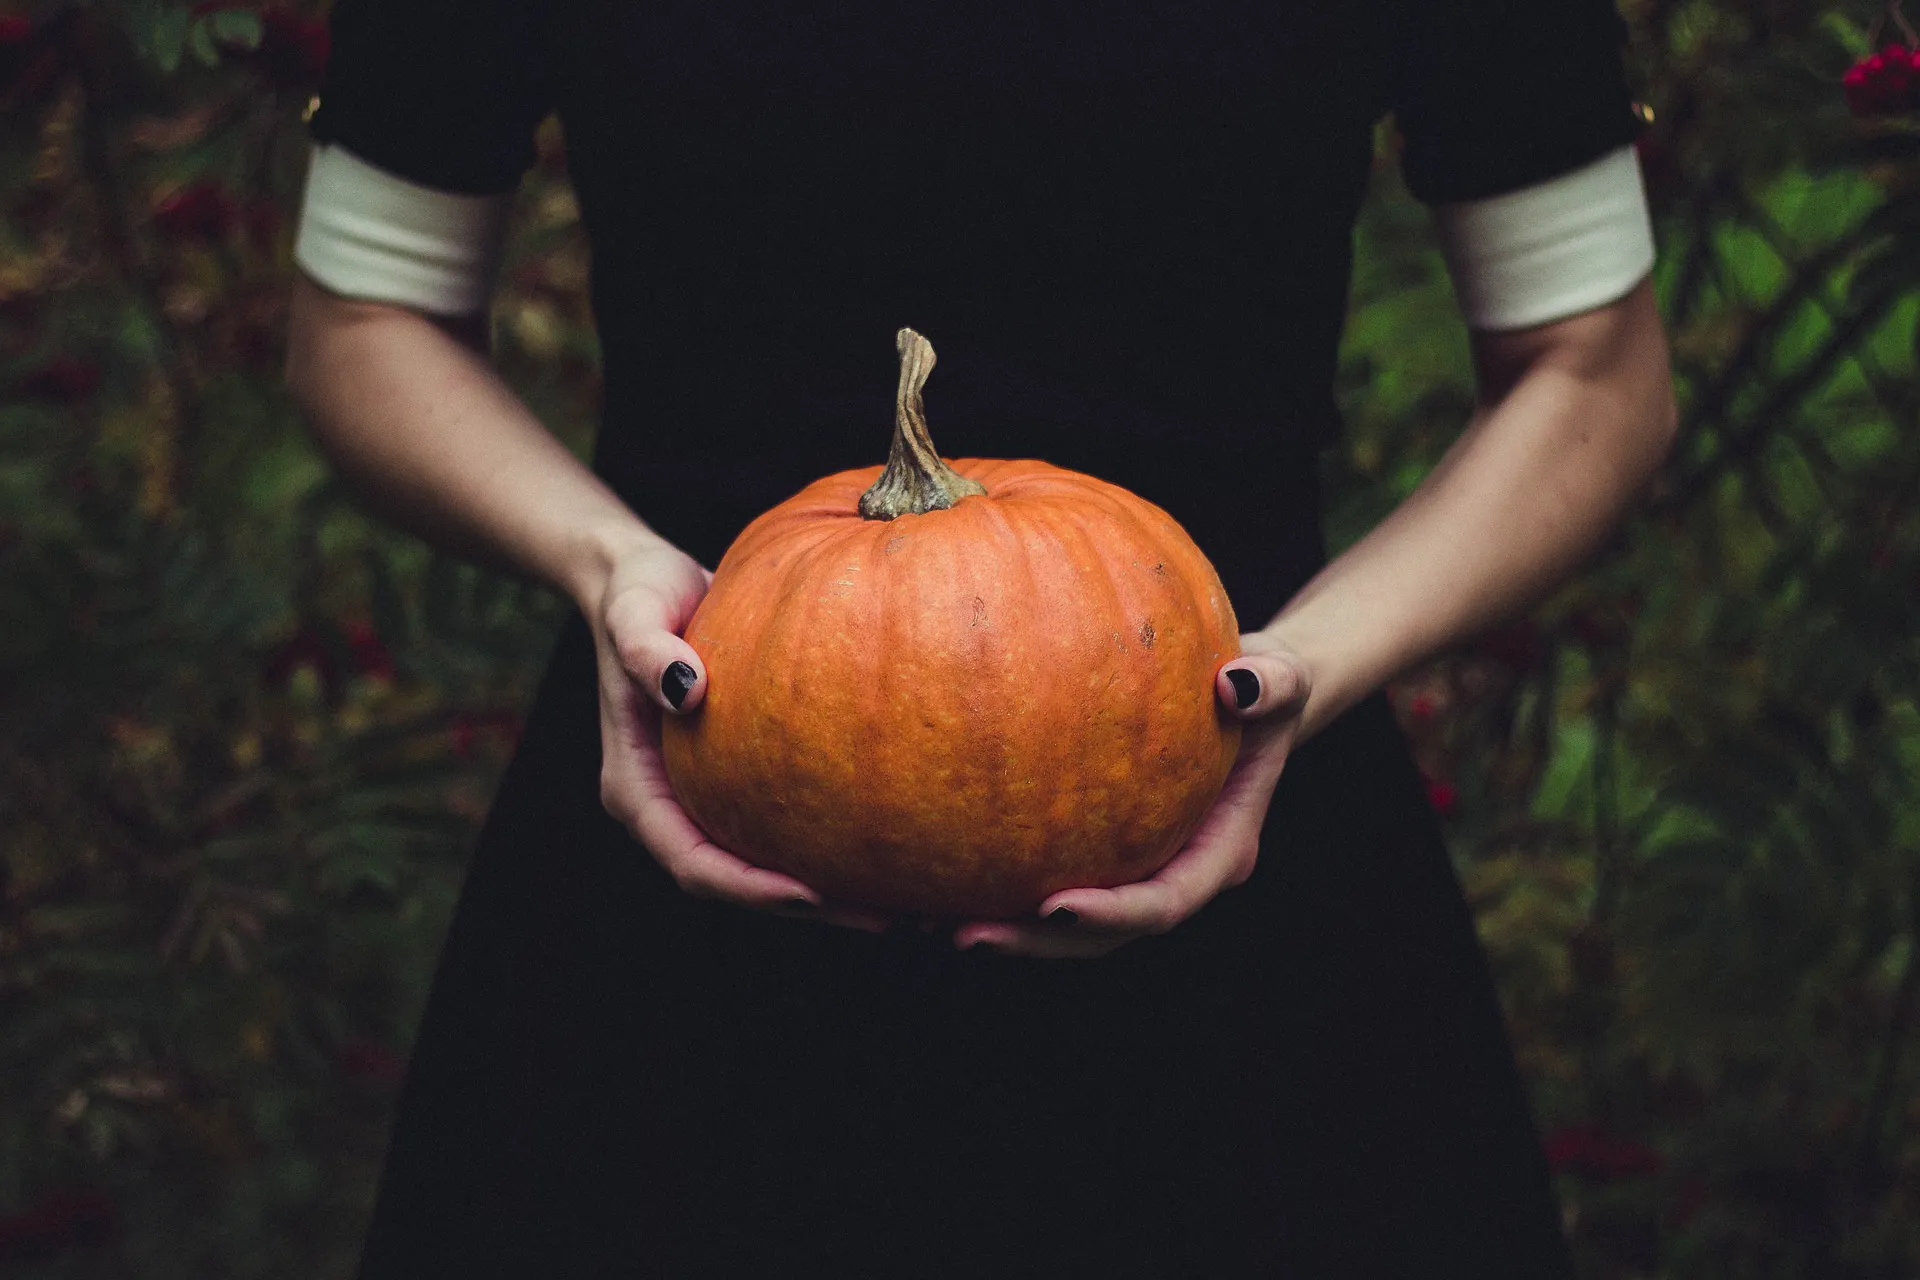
(951, 631, 1312, 959)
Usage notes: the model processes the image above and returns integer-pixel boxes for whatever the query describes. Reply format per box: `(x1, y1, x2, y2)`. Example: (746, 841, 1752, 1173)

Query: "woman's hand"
(950, 632, 1313, 959)
(590, 536, 890, 933)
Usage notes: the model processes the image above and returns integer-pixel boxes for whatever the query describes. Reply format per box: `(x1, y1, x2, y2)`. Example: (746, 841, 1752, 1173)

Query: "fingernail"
(662, 661, 697, 709)
(1047, 906, 1079, 925)
(781, 897, 816, 913)
(1226, 668, 1259, 710)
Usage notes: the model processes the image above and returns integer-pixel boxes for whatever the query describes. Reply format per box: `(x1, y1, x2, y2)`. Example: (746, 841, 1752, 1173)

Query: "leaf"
(188, 16, 221, 68)
(152, 6, 191, 74)
(209, 8, 263, 49)
(315, 848, 406, 897)
(1532, 717, 1596, 824)
(1712, 224, 1789, 306)
(243, 435, 328, 512)
(23, 904, 138, 941)
(1818, 18, 1871, 63)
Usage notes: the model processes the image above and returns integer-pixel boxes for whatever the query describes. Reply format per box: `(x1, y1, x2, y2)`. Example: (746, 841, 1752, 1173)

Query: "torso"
(546, 1, 1383, 619)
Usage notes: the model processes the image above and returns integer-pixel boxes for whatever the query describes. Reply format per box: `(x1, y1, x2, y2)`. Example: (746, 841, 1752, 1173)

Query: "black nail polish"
(662, 661, 697, 709)
(1047, 906, 1079, 925)
(1227, 668, 1260, 710)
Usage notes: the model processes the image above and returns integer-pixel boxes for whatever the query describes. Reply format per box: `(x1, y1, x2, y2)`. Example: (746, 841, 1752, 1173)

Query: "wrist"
(562, 515, 674, 618)
(1257, 616, 1393, 744)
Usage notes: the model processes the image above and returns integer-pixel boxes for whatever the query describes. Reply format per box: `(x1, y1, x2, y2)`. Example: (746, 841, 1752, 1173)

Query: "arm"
(963, 277, 1677, 958)
(284, 269, 886, 928)
(1269, 274, 1678, 741)
(282, 271, 657, 615)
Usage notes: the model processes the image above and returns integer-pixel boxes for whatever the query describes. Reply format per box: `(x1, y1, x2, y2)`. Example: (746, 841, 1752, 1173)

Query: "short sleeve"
(307, 0, 555, 196)
(1390, 0, 1644, 205)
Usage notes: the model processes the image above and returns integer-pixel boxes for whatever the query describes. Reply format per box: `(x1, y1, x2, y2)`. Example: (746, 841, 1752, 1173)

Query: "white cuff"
(293, 144, 512, 316)
(1433, 145, 1656, 332)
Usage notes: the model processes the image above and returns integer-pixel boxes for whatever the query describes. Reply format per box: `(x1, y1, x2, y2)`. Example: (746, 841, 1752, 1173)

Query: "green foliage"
(0, 0, 1917, 1275)
(1347, 3, 1920, 1273)
(0, 3, 586, 1274)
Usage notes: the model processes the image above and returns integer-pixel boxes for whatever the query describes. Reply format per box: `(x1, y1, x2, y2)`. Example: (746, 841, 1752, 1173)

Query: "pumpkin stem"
(858, 328, 988, 520)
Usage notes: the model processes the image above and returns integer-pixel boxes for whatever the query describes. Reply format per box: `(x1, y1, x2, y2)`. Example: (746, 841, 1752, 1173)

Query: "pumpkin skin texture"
(660, 457, 1242, 919)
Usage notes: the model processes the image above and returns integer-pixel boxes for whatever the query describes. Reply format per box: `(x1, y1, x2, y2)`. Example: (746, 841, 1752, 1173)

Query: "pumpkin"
(660, 329, 1241, 917)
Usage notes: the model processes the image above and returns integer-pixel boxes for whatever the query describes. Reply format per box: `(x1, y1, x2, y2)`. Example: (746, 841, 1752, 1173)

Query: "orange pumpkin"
(660, 329, 1241, 917)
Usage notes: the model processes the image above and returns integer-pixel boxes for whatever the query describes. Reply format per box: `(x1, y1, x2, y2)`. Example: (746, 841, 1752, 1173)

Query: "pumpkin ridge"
(1026, 501, 1118, 856)
(1112, 506, 1180, 844)
(984, 497, 1052, 856)
(1080, 504, 1149, 856)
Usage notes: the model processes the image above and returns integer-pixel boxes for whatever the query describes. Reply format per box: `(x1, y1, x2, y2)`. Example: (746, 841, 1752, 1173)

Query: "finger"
(954, 919, 1127, 960)
(613, 625, 709, 715)
(1052, 841, 1242, 937)
(1217, 652, 1309, 721)
(664, 846, 890, 933)
(950, 839, 1238, 958)
(600, 678, 894, 932)
(1020, 781, 1270, 938)
(669, 835, 829, 908)
(599, 680, 802, 901)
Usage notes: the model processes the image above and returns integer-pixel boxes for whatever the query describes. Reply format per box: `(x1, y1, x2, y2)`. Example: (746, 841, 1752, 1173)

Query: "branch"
(1854, 909, 1920, 1197)
(1657, 267, 1910, 513)
(71, 12, 206, 516)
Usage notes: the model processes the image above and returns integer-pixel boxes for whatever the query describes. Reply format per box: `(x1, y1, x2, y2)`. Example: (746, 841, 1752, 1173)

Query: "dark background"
(2, 1, 1919, 1274)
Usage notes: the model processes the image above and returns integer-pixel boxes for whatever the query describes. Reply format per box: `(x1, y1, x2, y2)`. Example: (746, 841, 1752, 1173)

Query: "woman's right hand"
(588, 535, 891, 933)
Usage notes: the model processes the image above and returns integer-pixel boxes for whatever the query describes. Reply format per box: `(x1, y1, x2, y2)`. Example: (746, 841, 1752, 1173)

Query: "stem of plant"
(857, 328, 988, 521)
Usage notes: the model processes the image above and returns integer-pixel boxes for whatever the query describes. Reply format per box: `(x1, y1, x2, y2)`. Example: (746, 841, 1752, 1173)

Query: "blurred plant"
(1844, 2, 1920, 117)
(0, 2, 592, 1275)
(1338, 1, 1920, 1273)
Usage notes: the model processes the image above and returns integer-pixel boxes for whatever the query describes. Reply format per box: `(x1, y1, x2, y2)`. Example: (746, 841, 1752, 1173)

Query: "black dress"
(312, 2, 1642, 1273)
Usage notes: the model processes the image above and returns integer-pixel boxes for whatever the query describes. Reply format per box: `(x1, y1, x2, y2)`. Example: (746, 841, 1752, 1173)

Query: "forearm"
(1268, 279, 1678, 742)
(283, 273, 662, 614)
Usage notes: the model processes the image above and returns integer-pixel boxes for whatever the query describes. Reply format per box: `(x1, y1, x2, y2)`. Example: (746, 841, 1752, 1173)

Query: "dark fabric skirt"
(354, 511, 1574, 1278)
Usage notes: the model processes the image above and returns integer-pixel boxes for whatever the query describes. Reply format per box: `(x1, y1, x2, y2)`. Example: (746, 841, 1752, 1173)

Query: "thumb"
(614, 627, 709, 715)
(1216, 651, 1310, 722)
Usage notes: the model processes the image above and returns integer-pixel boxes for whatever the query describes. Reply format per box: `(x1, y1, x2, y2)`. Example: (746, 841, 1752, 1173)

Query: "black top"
(314, 7, 1643, 1275)
(311, 0, 1639, 621)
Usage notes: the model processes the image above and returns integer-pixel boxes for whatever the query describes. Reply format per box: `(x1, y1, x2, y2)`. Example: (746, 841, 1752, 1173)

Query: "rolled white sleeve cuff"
(293, 144, 513, 316)
(1433, 145, 1656, 332)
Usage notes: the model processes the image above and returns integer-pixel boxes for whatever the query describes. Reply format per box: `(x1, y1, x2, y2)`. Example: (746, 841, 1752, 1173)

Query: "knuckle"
(613, 634, 657, 676)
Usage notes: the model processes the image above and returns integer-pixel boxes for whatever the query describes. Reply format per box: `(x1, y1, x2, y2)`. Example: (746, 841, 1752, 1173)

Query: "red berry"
(342, 618, 395, 680)
(153, 181, 237, 240)
(258, 9, 330, 87)
(1845, 45, 1920, 117)
(1542, 1125, 1664, 1183)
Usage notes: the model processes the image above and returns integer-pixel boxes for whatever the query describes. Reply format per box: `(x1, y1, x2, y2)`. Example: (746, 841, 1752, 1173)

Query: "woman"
(286, 0, 1677, 1273)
